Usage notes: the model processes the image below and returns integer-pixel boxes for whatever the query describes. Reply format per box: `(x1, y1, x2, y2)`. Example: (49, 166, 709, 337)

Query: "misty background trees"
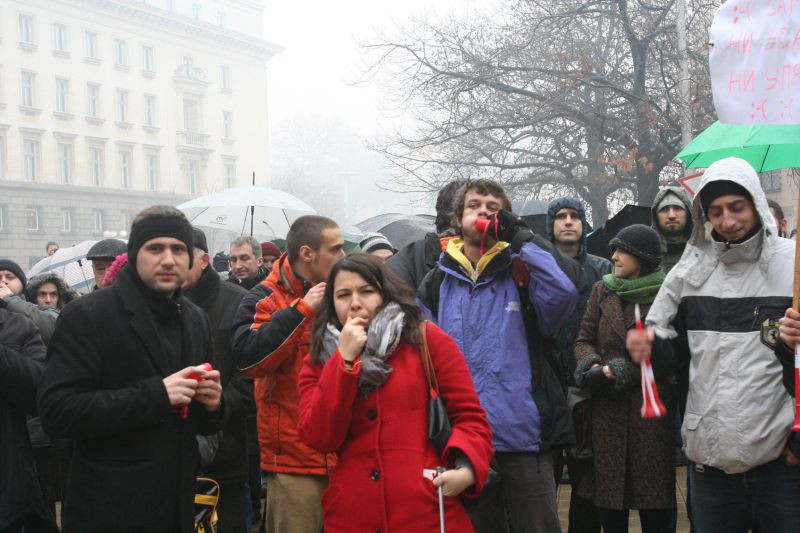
(353, 0, 717, 225)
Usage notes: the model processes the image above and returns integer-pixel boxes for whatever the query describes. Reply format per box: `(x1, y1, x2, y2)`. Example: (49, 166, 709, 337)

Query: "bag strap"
(418, 321, 440, 395)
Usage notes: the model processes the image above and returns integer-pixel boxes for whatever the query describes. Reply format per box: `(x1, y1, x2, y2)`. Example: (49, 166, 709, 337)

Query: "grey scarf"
(320, 302, 406, 394)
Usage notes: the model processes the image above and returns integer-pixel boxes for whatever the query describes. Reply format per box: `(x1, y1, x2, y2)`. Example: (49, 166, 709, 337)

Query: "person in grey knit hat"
(358, 232, 395, 263)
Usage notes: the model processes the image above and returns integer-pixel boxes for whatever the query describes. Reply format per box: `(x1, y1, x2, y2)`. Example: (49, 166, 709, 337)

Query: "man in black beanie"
(39, 205, 226, 533)
(0, 258, 61, 344)
(628, 158, 800, 532)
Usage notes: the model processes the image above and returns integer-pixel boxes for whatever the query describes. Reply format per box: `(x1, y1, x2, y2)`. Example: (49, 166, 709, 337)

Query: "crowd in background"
(2, 157, 800, 533)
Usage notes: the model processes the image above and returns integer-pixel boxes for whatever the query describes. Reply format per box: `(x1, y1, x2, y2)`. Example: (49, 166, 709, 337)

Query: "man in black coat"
(38, 205, 225, 533)
(0, 308, 56, 533)
(183, 227, 254, 533)
(387, 179, 465, 290)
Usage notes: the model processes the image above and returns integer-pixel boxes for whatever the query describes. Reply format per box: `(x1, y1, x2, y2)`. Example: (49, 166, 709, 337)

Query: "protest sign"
(709, 0, 800, 125)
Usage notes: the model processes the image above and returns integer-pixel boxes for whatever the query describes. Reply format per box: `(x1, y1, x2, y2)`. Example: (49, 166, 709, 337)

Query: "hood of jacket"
(651, 186, 694, 245)
(25, 272, 79, 309)
(546, 197, 589, 262)
(673, 157, 779, 287)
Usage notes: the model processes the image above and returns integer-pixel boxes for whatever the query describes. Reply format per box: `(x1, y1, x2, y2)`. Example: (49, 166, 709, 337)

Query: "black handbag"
(418, 322, 500, 504)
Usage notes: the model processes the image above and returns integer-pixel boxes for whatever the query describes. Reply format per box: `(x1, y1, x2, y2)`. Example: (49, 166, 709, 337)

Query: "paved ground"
(557, 466, 691, 532)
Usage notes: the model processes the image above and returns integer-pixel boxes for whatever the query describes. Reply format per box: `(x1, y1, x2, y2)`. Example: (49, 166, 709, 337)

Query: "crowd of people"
(1, 156, 800, 533)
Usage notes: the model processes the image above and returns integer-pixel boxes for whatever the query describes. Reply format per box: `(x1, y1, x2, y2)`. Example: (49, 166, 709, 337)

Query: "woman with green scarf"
(573, 224, 675, 533)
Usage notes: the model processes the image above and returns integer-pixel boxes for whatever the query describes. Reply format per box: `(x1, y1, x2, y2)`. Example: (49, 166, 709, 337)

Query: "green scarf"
(602, 271, 666, 304)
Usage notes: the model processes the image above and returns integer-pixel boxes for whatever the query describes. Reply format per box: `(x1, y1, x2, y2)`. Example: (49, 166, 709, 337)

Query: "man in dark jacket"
(38, 205, 225, 533)
(228, 236, 268, 290)
(546, 197, 610, 533)
(0, 260, 59, 345)
(0, 308, 55, 533)
(183, 227, 254, 533)
(387, 179, 465, 289)
(86, 238, 127, 290)
(650, 186, 693, 274)
(418, 180, 579, 533)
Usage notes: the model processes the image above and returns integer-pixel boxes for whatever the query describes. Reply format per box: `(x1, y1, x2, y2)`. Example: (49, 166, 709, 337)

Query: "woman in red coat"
(297, 253, 493, 533)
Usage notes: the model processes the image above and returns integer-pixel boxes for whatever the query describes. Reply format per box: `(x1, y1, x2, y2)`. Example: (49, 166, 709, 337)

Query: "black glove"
(481, 209, 529, 245)
(581, 366, 610, 391)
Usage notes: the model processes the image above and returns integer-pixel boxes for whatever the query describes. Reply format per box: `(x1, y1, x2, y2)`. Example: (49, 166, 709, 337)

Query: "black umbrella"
(355, 214, 436, 251)
(586, 205, 652, 260)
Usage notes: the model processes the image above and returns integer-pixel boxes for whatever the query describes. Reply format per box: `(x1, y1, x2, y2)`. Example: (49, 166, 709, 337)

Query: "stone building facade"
(0, 0, 280, 266)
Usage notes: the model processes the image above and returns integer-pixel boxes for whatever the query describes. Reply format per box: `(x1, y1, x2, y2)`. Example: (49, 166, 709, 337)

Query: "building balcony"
(178, 130, 210, 147)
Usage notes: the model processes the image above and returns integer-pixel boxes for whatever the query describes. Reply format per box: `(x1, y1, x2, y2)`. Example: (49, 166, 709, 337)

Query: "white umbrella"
(27, 240, 97, 294)
(177, 187, 316, 240)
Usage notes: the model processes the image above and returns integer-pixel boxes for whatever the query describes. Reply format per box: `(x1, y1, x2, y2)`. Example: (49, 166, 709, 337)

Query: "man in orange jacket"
(233, 215, 345, 533)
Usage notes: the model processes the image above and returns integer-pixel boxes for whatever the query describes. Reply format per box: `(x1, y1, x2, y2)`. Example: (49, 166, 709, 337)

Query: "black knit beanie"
(0, 259, 27, 293)
(609, 224, 662, 267)
(700, 180, 753, 215)
(128, 212, 194, 269)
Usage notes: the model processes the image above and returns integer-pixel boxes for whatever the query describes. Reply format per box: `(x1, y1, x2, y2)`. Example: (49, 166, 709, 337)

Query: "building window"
(142, 45, 154, 73)
(183, 98, 200, 132)
(192, 3, 201, 19)
(116, 90, 128, 122)
(217, 11, 226, 27)
(761, 172, 782, 193)
(19, 15, 34, 44)
(53, 23, 67, 52)
(88, 147, 103, 186)
(84, 31, 97, 59)
(86, 83, 100, 117)
(23, 139, 39, 181)
(146, 153, 158, 191)
(188, 159, 199, 194)
(21, 70, 35, 107)
(223, 111, 233, 139)
(114, 38, 127, 66)
(55, 78, 69, 113)
(92, 210, 104, 233)
(144, 95, 156, 126)
(220, 65, 232, 91)
(26, 207, 40, 231)
(57, 143, 72, 184)
(224, 161, 235, 188)
(0, 206, 5, 232)
(61, 208, 73, 232)
(119, 151, 131, 188)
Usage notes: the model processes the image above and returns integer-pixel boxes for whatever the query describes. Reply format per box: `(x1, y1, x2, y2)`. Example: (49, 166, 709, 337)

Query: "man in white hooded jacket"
(627, 157, 800, 533)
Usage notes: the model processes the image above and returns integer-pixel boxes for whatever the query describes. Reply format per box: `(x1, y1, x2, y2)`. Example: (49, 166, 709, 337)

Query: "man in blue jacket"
(419, 179, 579, 533)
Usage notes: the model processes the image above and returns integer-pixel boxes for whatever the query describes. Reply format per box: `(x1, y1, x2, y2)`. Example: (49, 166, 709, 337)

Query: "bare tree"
(361, 0, 716, 224)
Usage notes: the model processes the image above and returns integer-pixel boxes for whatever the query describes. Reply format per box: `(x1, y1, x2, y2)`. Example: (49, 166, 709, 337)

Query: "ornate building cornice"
(57, 0, 283, 61)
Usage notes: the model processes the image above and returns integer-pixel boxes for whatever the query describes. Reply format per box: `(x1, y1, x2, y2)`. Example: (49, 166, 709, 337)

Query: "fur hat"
(609, 224, 662, 267)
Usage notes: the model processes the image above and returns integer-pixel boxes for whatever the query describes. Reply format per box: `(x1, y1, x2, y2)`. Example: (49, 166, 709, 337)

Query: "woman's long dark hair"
(310, 253, 422, 364)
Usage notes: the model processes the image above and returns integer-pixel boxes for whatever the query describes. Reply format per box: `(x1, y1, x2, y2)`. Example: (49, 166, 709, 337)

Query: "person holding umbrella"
(573, 225, 674, 533)
(628, 158, 800, 532)
(297, 253, 493, 533)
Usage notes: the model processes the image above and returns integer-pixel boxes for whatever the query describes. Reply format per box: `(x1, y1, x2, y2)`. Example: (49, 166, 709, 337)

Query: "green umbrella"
(676, 121, 800, 172)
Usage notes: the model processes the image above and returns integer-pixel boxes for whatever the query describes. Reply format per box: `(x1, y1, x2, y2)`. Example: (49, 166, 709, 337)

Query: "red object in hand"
(180, 362, 213, 419)
(635, 305, 665, 419)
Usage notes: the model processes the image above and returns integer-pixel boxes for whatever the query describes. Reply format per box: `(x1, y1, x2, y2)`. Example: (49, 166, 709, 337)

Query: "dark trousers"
(0, 513, 58, 533)
(565, 456, 601, 533)
(469, 451, 561, 533)
(216, 482, 247, 533)
(689, 458, 800, 533)
(600, 508, 671, 533)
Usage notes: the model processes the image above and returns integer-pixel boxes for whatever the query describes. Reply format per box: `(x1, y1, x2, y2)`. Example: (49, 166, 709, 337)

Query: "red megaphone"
(179, 362, 213, 419)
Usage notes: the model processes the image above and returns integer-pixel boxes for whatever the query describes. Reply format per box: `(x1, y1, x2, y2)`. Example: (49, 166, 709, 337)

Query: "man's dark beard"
(659, 224, 685, 240)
